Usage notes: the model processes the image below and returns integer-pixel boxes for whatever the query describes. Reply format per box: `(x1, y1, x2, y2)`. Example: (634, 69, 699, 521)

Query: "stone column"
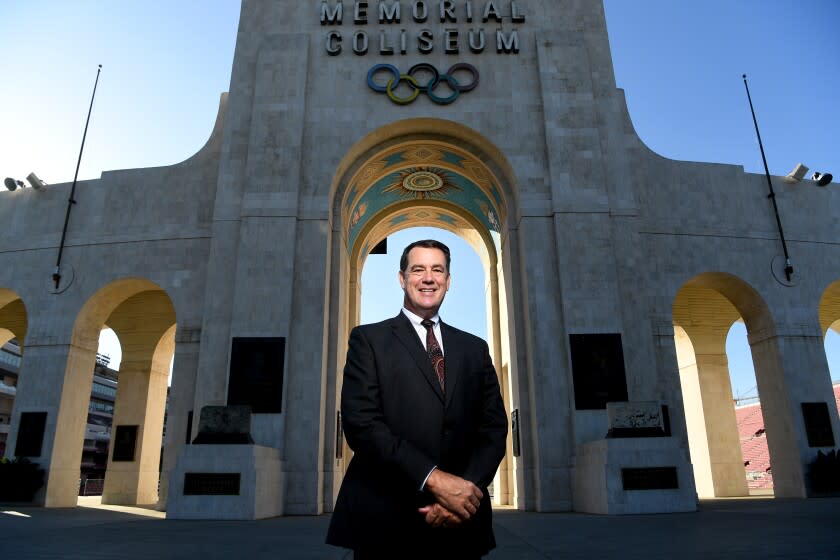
(8, 334, 96, 507)
(101, 343, 170, 505)
(693, 353, 749, 496)
(283, 218, 330, 514)
(749, 325, 840, 497)
(515, 216, 574, 511)
(158, 326, 200, 509)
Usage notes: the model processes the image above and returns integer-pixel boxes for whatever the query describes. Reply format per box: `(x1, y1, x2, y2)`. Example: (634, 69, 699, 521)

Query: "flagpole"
(53, 64, 102, 290)
(742, 73, 793, 282)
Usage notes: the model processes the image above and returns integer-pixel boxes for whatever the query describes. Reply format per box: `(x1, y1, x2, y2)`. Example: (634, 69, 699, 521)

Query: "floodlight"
(4, 177, 24, 191)
(26, 172, 47, 190)
(783, 163, 809, 184)
(812, 172, 833, 187)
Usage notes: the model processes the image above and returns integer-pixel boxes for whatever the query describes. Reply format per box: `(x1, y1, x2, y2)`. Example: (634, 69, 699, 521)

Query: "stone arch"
(0, 288, 27, 348)
(323, 118, 522, 511)
(672, 272, 809, 498)
(819, 280, 840, 337)
(0, 289, 27, 457)
(43, 278, 176, 507)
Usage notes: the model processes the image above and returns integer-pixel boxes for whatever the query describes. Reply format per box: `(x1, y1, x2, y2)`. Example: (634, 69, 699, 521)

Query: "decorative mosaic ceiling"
(343, 142, 506, 256)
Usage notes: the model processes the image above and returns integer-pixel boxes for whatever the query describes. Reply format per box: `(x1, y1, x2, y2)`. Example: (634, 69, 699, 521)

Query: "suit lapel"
(440, 321, 461, 410)
(391, 313, 445, 403)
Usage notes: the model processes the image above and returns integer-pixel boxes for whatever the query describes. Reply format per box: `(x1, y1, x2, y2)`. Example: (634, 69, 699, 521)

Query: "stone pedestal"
(573, 437, 697, 514)
(166, 444, 283, 519)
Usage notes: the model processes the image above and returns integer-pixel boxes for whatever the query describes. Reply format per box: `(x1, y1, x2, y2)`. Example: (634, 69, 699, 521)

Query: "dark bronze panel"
(227, 337, 285, 414)
(112, 425, 138, 462)
(621, 467, 679, 490)
(569, 333, 629, 410)
(802, 402, 835, 448)
(183, 473, 241, 495)
(14, 411, 47, 457)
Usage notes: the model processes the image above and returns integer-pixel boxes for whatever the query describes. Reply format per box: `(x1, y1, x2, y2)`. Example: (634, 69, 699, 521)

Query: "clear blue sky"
(1, 1, 837, 396)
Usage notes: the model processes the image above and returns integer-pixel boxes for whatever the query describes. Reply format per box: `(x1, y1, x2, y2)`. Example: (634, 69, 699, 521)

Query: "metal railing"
(79, 478, 105, 496)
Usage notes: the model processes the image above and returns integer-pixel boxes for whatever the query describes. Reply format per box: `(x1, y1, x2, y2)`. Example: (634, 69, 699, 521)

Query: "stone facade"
(1, 1, 839, 516)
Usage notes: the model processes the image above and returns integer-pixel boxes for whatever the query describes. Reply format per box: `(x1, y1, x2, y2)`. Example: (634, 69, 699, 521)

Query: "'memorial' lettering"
(379, 1, 401, 23)
(320, 1, 527, 55)
(320, 1, 343, 24)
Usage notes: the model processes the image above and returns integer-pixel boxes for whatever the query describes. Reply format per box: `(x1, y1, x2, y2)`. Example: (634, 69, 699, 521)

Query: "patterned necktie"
(421, 319, 445, 392)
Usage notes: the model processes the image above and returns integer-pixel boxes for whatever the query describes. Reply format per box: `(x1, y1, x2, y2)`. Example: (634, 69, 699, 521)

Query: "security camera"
(4, 177, 24, 191)
(812, 172, 833, 187)
(26, 172, 47, 190)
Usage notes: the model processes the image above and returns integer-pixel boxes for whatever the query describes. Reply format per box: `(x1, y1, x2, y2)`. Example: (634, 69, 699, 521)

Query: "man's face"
(398, 246, 451, 319)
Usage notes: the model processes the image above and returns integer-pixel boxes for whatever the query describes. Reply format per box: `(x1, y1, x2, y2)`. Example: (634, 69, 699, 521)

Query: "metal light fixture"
(783, 163, 809, 184)
(26, 172, 47, 190)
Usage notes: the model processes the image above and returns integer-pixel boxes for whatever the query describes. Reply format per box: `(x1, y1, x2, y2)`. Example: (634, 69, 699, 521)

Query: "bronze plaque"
(802, 402, 835, 448)
(227, 337, 285, 413)
(112, 425, 138, 462)
(183, 473, 241, 495)
(14, 411, 47, 457)
(569, 333, 628, 410)
(621, 467, 679, 490)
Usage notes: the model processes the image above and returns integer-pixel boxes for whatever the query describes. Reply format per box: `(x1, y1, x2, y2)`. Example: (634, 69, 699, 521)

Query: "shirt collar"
(402, 307, 440, 327)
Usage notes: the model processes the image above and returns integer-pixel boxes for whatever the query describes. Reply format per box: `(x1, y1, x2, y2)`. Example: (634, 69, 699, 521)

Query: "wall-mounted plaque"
(621, 467, 679, 490)
(192, 405, 253, 445)
(511, 408, 521, 457)
(112, 425, 138, 462)
(569, 333, 629, 410)
(801, 402, 835, 448)
(14, 411, 47, 457)
(183, 473, 240, 495)
(227, 337, 285, 413)
(607, 401, 665, 438)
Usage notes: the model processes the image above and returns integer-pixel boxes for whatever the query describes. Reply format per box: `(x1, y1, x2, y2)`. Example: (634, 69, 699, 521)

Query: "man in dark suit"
(327, 239, 508, 559)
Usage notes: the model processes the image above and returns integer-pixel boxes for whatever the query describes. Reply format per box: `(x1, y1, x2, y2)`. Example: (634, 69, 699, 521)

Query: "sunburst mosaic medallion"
(382, 167, 461, 200)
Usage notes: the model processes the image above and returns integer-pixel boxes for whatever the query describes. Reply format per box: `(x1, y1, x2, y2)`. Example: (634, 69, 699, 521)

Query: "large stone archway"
(672, 272, 811, 498)
(12, 278, 177, 507)
(322, 118, 524, 511)
(0, 289, 27, 349)
(0, 289, 27, 458)
(819, 280, 840, 338)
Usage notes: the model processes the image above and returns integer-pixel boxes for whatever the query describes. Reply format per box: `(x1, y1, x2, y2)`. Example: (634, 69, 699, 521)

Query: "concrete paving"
(1, 497, 838, 559)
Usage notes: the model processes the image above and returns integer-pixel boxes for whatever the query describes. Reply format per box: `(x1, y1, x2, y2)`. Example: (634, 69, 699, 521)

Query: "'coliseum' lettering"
(320, 1, 526, 55)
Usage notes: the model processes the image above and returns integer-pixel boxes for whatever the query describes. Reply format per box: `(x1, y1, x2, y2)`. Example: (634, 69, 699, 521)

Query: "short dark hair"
(400, 239, 451, 272)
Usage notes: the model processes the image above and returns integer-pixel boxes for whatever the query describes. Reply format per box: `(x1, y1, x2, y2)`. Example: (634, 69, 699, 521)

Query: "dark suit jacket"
(326, 312, 508, 555)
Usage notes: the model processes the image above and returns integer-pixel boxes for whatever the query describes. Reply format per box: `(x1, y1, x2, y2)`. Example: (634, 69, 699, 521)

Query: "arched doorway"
(672, 272, 808, 498)
(0, 289, 27, 458)
(323, 119, 522, 510)
(819, 280, 840, 358)
(43, 278, 176, 506)
(818, 279, 840, 421)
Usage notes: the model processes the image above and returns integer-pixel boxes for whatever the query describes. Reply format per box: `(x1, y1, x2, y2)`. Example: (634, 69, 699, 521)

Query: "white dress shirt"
(401, 308, 445, 355)
(401, 307, 444, 489)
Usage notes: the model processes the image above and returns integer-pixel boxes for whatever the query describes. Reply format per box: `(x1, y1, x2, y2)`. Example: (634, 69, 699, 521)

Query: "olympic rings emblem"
(367, 63, 479, 105)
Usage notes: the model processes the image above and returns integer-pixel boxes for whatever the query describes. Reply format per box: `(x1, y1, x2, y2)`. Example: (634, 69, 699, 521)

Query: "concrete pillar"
(516, 217, 574, 511)
(283, 218, 330, 514)
(693, 353, 749, 496)
(101, 344, 170, 505)
(158, 327, 200, 509)
(8, 336, 96, 507)
(749, 325, 840, 497)
(101, 290, 176, 506)
(674, 327, 713, 497)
